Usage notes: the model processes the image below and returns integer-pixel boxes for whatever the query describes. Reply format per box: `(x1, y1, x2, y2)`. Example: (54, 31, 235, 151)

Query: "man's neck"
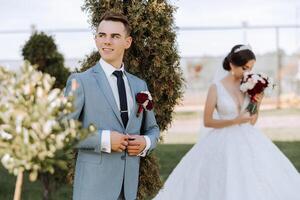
(103, 59, 123, 69)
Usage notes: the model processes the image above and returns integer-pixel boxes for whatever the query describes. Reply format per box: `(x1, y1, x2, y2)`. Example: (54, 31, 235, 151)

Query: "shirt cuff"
(101, 130, 111, 153)
(137, 136, 151, 157)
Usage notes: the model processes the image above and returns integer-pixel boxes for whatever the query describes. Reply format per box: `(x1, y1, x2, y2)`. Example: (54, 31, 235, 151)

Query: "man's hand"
(111, 131, 129, 152)
(127, 135, 146, 156)
(71, 78, 80, 91)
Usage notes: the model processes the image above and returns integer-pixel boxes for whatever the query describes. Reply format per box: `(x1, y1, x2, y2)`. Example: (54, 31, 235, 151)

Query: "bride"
(153, 44, 300, 200)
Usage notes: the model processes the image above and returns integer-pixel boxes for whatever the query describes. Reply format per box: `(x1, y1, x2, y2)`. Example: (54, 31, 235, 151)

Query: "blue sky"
(0, 0, 300, 60)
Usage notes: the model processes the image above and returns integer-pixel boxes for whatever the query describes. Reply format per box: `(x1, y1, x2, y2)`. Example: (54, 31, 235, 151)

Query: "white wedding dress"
(154, 81, 300, 200)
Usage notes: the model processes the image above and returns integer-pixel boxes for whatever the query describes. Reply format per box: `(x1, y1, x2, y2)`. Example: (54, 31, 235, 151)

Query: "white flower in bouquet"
(264, 77, 275, 96)
(240, 83, 249, 92)
(240, 72, 275, 115)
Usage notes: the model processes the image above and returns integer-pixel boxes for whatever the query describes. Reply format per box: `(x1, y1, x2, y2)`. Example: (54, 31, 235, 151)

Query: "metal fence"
(178, 25, 300, 109)
(1, 24, 300, 108)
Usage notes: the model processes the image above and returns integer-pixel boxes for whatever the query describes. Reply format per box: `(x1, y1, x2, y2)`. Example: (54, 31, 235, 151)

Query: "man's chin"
(99, 55, 115, 62)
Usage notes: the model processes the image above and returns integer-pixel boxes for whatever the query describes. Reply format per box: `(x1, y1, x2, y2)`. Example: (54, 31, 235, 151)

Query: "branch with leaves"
(0, 62, 94, 200)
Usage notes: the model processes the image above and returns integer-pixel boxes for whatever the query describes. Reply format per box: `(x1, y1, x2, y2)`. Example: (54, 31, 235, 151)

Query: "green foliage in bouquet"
(22, 32, 70, 89)
(70, 0, 184, 199)
(0, 62, 94, 200)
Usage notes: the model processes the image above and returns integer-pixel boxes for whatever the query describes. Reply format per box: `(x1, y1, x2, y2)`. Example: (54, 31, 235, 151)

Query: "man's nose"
(103, 36, 112, 44)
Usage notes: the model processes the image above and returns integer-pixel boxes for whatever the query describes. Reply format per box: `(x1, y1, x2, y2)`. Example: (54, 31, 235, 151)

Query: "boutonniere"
(136, 91, 153, 117)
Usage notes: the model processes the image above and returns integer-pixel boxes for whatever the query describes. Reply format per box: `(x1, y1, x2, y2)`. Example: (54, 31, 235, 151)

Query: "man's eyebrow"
(97, 32, 122, 36)
(111, 33, 121, 36)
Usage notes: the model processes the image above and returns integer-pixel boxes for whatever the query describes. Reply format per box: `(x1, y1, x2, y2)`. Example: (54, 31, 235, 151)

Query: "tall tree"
(77, 0, 184, 199)
(22, 32, 70, 89)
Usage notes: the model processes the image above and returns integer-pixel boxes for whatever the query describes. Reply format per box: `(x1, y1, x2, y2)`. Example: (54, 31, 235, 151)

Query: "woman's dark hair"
(223, 44, 256, 71)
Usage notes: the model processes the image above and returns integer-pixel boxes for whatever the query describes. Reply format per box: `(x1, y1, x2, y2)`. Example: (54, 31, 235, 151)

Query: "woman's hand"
(253, 93, 264, 104)
(234, 111, 255, 125)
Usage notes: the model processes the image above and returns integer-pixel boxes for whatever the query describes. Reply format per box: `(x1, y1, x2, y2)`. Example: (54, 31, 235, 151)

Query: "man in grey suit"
(64, 12, 160, 200)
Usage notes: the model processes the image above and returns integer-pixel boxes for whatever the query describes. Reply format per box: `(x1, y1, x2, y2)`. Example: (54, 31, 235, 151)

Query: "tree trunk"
(41, 173, 52, 200)
(13, 170, 23, 200)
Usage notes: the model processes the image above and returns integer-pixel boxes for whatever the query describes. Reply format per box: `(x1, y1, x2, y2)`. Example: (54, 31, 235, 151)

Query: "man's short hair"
(98, 11, 131, 35)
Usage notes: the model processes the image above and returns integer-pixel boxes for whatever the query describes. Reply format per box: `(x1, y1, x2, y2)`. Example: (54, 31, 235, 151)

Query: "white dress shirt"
(99, 59, 151, 156)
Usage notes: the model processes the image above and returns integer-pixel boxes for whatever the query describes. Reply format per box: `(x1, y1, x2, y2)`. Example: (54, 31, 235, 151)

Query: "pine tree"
(22, 31, 70, 89)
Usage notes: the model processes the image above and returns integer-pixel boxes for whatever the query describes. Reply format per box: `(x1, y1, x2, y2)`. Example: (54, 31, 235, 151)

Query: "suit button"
(121, 155, 126, 160)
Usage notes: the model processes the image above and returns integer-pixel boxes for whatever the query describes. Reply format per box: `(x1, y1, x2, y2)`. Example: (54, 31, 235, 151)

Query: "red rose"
(136, 91, 153, 117)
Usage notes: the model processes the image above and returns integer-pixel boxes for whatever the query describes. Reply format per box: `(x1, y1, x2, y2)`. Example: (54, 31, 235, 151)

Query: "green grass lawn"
(1, 142, 299, 200)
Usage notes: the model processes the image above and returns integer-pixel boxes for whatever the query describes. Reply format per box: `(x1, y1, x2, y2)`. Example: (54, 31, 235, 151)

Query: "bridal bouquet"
(0, 62, 94, 200)
(240, 72, 275, 115)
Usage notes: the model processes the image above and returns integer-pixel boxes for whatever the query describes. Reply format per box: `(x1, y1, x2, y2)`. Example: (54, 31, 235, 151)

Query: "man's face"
(95, 20, 132, 67)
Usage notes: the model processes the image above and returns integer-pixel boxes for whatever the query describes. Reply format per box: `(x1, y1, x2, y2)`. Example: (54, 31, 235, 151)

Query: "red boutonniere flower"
(136, 91, 153, 117)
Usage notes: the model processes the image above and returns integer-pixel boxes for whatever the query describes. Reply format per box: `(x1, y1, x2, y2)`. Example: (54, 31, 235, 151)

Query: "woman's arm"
(203, 84, 253, 128)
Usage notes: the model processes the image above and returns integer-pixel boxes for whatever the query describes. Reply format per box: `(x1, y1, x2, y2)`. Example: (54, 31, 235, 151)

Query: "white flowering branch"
(0, 62, 94, 200)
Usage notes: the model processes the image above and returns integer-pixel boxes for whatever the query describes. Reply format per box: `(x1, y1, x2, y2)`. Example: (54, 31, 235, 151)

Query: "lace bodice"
(214, 81, 249, 120)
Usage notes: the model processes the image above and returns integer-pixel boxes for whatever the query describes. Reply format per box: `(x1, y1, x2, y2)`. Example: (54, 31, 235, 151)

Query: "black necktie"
(113, 70, 129, 128)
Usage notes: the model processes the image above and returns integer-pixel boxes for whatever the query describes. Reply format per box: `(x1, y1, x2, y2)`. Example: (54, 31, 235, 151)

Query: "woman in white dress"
(154, 44, 300, 200)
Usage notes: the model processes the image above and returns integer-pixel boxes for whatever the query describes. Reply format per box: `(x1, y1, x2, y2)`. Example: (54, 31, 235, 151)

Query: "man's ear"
(125, 36, 132, 49)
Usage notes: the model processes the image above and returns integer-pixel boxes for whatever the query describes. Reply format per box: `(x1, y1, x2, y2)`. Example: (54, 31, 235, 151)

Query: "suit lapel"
(92, 63, 124, 128)
(125, 72, 138, 132)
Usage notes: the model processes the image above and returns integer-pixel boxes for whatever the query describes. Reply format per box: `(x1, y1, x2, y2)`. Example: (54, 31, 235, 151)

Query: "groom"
(64, 12, 160, 200)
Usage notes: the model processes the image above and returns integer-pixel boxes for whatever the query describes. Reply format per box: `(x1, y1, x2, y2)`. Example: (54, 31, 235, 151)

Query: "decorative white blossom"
(0, 62, 93, 181)
(0, 130, 13, 140)
(22, 84, 31, 95)
(1, 153, 14, 168)
(43, 120, 57, 135)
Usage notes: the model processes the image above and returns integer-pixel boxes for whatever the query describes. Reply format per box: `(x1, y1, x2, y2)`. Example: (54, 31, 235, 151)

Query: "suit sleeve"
(140, 81, 160, 154)
(64, 73, 102, 153)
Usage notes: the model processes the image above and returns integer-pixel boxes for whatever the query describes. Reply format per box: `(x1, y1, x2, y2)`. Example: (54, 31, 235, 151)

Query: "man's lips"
(102, 48, 114, 52)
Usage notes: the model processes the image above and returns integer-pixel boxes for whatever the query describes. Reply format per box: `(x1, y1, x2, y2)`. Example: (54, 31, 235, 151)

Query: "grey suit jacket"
(64, 62, 160, 200)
